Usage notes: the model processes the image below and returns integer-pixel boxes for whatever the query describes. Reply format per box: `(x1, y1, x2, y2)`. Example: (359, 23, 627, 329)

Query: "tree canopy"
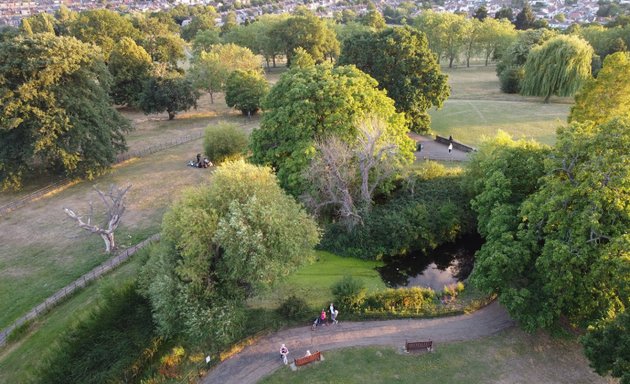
(108, 37, 152, 107)
(569, 52, 630, 125)
(470, 119, 630, 331)
(138, 75, 199, 120)
(139, 160, 320, 340)
(250, 64, 415, 195)
(68, 9, 140, 58)
(188, 43, 262, 103)
(0, 34, 130, 190)
(225, 70, 269, 116)
(521, 35, 593, 102)
(339, 26, 449, 133)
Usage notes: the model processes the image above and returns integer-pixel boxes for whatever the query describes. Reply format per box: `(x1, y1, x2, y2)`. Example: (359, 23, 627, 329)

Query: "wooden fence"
(0, 234, 160, 347)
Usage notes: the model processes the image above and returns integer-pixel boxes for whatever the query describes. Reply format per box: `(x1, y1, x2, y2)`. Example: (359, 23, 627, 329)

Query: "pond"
(376, 234, 482, 291)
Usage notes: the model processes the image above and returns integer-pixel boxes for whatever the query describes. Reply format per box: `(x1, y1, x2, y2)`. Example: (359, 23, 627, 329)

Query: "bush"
(499, 66, 524, 93)
(277, 295, 311, 320)
(363, 287, 437, 314)
(332, 276, 367, 310)
(203, 122, 249, 164)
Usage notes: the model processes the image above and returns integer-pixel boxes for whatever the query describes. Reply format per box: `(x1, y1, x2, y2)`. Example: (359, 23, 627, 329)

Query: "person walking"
(448, 143, 453, 154)
(279, 344, 289, 365)
(331, 309, 339, 324)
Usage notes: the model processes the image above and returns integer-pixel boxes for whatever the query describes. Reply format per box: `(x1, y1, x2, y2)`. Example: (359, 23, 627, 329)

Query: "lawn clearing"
(0, 140, 213, 329)
(260, 327, 614, 384)
(0, 252, 146, 384)
(247, 251, 386, 310)
(429, 66, 571, 147)
(430, 99, 568, 147)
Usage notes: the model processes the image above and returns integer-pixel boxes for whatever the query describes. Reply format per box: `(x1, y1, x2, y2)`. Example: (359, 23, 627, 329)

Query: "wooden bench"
(405, 340, 433, 353)
(294, 351, 322, 366)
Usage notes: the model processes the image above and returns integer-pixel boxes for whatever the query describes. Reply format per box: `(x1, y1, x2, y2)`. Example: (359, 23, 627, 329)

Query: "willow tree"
(520, 35, 593, 103)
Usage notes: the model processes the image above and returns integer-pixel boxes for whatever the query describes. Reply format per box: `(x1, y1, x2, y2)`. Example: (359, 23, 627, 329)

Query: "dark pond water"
(377, 234, 483, 290)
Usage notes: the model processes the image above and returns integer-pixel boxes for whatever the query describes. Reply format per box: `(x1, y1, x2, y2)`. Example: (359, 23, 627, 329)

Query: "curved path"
(202, 301, 515, 384)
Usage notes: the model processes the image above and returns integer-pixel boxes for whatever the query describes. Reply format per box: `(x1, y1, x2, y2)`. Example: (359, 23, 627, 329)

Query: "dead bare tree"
(303, 118, 401, 231)
(64, 184, 132, 253)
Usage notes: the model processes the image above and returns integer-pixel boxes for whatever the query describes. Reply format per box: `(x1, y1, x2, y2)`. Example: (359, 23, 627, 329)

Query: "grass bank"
(260, 328, 611, 384)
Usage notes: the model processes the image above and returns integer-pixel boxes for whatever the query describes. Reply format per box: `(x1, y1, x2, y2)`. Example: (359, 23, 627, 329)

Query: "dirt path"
(202, 301, 514, 384)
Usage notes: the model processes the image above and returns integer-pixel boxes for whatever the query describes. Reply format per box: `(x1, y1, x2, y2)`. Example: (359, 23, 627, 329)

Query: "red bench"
(294, 351, 322, 366)
(405, 340, 433, 353)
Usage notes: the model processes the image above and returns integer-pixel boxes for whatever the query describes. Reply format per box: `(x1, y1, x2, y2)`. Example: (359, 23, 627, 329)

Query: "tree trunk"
(100, 232, 115, 253)
(467, 56, 470, 67)
(449, 56, 454, 68)
(272, 55, 276, 68)
(544, 92, 551, 103)
(168, 111, 175, 120)
(209, 91, 214, 104)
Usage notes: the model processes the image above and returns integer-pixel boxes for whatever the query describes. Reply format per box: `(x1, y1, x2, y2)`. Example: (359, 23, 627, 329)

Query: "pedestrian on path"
(448, 143, 453, 153)
(279, 343, 289, 365)
(331, 309, 339, 324)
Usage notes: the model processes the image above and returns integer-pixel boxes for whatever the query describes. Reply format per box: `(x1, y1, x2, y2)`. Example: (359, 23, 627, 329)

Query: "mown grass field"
(248, 251, 386, 310)
(260, 328, 615, 384)
(430, 66, 571, 147)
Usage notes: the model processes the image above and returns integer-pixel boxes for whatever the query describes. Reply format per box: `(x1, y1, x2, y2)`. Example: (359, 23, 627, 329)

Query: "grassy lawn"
(430, 66, 571, 147)
(260, 328, 613, 384)
(0, 253, 146, 384)
(248, 251, 386, 310)
(0, 140, 215, 329)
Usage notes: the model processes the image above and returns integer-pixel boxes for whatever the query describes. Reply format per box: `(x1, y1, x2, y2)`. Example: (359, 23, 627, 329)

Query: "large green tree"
(0, 34, 131, 190)
(582, 310, 630, 384)
(108, 37, 152, 107)
(339, 26, 449, 133)
(225, 70, 269, 116)
(134, 15, 185, 67)
(139, 160, 320, 340)
(514, 3, 536, 30)
(569, 52, 630, 125)
(138, 75, 199, 120)
(521, 35, 593, 102)
(188, 43, 262, 103)
(181, 7, 219, 41)
(250, 64, 415, 195)
(68, 9, 140, 58)
(471, 118, 630, 331)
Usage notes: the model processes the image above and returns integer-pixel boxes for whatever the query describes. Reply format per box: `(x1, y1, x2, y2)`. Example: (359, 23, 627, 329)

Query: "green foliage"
(582, 311, 630, 384)
(108, 37, 152, 106)
(363, 287, 437, 314)
(134, 15, 185, 66)
(0, 34, 131, 190)
(332, 275, 367, 310)
(203, 122, 249, 164)
(277, 295, 311, 320)
(521, 35, 593, 102)
(470, 119, 630, 331)
(68, 9, 140, 59)
(291, 47, 316, 68)
(321, 166, 475, 259)
(192, 29, 221, 54)
(514, 3, 536, 30)
(181, 7, 219, 41)
(34, 282, 156, 384)
(189, 43, 262, 103)
(250, 64, 413, 195)
(499, 66, 524, 93)
(141, 160, 320, 341)
(339, 26, 449, 133)
(138, 74, 200, 120)
(225, 69, 269, 115)
(569, 52, 630, 125)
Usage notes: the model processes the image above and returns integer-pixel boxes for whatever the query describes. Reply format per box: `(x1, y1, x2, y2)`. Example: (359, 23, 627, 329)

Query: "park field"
(430, 66, 571, 147)
(260, 328, 615, 384)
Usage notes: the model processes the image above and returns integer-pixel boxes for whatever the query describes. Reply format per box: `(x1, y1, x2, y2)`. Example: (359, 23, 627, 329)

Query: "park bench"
(405, 340, 433, 353)
(294, 351, 322, 367)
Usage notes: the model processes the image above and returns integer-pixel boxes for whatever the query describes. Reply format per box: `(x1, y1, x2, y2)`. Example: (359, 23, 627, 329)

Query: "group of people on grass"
(187, 153, 213, 168)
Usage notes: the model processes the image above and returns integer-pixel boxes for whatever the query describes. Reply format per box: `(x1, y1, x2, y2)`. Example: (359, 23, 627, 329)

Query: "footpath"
(202, 301, 514, 384)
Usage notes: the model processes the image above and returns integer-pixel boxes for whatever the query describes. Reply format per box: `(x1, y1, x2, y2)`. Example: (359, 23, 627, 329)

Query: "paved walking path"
(410, 134, 471, 162)
(202, 301, 514, 384)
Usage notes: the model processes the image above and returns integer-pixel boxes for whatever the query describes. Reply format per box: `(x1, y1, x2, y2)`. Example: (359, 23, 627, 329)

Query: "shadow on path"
(202, 301, 514, 384)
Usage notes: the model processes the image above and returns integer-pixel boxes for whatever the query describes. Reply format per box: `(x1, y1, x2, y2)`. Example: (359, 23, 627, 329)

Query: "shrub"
(332, 276, 367, 310)
(363, 287, 437, 314)
(203, 122, 249, 164)
(277, 295, 311, 320)
(499, 66, 524, 93)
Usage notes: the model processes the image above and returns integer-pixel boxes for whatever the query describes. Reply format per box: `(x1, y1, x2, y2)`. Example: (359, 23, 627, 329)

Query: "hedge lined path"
(202, 301, 514, 384)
